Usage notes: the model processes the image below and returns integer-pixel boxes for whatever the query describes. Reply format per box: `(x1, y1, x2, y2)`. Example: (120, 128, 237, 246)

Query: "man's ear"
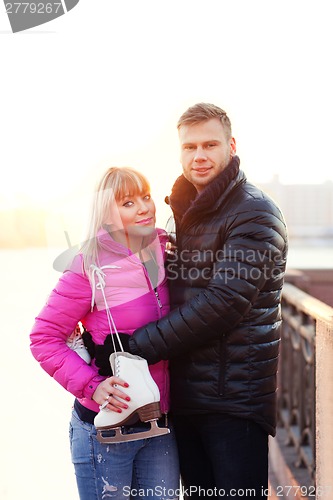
(230, 137, 237, 157)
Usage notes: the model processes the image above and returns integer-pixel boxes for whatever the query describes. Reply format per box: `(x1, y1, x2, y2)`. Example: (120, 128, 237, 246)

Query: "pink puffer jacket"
(30, 228, 170, 414)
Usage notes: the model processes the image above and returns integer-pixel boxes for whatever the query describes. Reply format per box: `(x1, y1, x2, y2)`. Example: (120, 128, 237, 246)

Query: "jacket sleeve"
(129, 206, 287, 364)
(30, 256, 105, 399)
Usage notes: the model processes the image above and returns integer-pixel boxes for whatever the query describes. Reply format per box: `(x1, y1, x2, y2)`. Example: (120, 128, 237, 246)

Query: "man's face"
(179, 118, 236, 193)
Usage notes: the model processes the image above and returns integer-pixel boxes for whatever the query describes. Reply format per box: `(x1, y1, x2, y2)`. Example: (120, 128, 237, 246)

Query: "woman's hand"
(92, 376, 130, 413)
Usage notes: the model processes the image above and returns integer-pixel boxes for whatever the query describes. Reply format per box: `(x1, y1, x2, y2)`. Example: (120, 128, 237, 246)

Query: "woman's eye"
(144, 194, 151, 201)
(123, 201, 134, 207)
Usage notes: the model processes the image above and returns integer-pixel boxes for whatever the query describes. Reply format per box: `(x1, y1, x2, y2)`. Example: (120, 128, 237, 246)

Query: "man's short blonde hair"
(177, 103, 232, 139)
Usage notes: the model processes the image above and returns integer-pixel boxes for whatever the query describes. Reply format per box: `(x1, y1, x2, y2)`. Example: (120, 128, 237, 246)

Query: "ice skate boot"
(94, 352, 170, 443)
(66, 328, 91, 364)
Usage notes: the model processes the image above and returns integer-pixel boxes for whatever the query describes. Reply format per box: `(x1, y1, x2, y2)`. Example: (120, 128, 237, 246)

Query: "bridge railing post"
(279, 283, 333, 499)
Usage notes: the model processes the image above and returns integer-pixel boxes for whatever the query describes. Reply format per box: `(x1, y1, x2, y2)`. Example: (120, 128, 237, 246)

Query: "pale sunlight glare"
(1, 0, 332, 244)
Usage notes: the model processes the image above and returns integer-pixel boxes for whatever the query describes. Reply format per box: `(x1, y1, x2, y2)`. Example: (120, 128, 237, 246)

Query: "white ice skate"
(94, 352, 170, 444)
(66, 328, 91, 364)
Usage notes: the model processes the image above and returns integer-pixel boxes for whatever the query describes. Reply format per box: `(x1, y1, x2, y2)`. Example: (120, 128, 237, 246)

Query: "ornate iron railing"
(278, 282, 333, 488)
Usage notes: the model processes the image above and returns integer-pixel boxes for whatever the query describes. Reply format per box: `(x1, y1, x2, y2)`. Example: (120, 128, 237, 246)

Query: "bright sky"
(1, 0, 332, 240)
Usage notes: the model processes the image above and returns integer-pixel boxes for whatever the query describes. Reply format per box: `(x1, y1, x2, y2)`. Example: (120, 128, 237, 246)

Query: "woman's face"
(113, 191, 156, 237)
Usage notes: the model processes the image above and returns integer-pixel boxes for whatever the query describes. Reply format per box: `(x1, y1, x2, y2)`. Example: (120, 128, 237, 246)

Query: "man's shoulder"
(236, 179, 282, 213)
(226, 179, 287, 238)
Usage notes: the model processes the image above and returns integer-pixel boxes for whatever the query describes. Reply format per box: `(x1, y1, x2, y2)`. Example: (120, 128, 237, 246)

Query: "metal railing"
(278, 283, 333, 496)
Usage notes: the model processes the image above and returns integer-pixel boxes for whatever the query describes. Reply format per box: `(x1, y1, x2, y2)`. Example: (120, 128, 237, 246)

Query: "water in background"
(1, 242, 332, 499)
(286, 239, 333, 269)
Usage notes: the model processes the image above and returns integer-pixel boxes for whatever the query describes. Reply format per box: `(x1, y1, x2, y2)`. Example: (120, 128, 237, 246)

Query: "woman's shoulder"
(65, 252, 84, 271)
(154, 228, 169, 255)
(156, 227, 169, 242)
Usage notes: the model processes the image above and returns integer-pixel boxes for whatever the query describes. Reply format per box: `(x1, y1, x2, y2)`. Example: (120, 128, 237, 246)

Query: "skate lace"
(90, 264, 124, 356)
(70, 335, 85, 349)
(115, 357, 121, 376)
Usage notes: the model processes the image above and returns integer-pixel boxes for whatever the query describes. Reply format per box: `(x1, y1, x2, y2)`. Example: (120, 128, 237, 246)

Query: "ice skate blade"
(96, 420, 170, 444)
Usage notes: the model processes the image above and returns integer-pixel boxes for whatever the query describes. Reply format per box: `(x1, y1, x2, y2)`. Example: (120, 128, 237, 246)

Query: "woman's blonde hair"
(80, 167, 150, 276)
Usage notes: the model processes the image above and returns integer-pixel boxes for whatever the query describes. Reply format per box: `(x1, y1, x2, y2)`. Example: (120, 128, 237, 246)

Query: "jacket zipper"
(138, 251, 163, 313)
(140, 260, 167, 414)
(218, 333, 227, 396)
(139, 263, 163, 314)
(141, 257, 171, 419)
(154, 288, 162, 309)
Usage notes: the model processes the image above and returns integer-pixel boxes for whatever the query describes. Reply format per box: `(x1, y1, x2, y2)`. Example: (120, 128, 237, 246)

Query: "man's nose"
(194, 147, 207, 161)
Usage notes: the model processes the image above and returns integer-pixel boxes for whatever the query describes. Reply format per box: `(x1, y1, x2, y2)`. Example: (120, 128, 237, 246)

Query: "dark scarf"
(167, 156, 240, 222)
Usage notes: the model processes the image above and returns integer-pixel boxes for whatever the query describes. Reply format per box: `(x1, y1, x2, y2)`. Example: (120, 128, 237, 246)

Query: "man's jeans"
(69, 409, 180, 500)
(173, 413, 268, 499)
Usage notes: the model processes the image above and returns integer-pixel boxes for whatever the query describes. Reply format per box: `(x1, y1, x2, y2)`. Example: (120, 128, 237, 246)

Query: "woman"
(30, 167, 179, 500)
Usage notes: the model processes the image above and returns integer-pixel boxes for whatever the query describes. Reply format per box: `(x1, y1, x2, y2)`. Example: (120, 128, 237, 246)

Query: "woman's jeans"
(173, 413, 269, 500)
(69, 409, 180, 500)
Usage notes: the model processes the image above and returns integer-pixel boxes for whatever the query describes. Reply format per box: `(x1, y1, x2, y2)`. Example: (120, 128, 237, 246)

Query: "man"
(129, 103, 288, 498)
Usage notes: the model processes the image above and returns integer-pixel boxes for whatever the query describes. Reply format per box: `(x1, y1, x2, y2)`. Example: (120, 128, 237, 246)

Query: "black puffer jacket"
(129, 157, 288, 435)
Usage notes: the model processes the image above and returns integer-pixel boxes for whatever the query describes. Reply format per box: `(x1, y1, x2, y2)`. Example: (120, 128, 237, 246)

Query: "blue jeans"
(173, 413, 268, 499)
(69, 409, 180, 500)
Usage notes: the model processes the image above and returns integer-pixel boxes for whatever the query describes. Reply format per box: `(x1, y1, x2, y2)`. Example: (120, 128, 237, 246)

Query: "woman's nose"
(137, 201, 149, 213)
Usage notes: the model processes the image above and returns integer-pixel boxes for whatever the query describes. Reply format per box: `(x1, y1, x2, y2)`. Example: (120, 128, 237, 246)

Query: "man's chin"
(191, 171, 215, 186)
(192, 177, 214, 192)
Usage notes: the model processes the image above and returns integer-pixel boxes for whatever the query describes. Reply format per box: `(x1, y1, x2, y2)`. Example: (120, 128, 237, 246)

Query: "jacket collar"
(167, 156, 243, 221)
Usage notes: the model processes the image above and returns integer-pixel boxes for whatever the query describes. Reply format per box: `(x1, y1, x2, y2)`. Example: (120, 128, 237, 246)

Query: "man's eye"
(184, 145, 194, 150)
(207, 143, 216, 148)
